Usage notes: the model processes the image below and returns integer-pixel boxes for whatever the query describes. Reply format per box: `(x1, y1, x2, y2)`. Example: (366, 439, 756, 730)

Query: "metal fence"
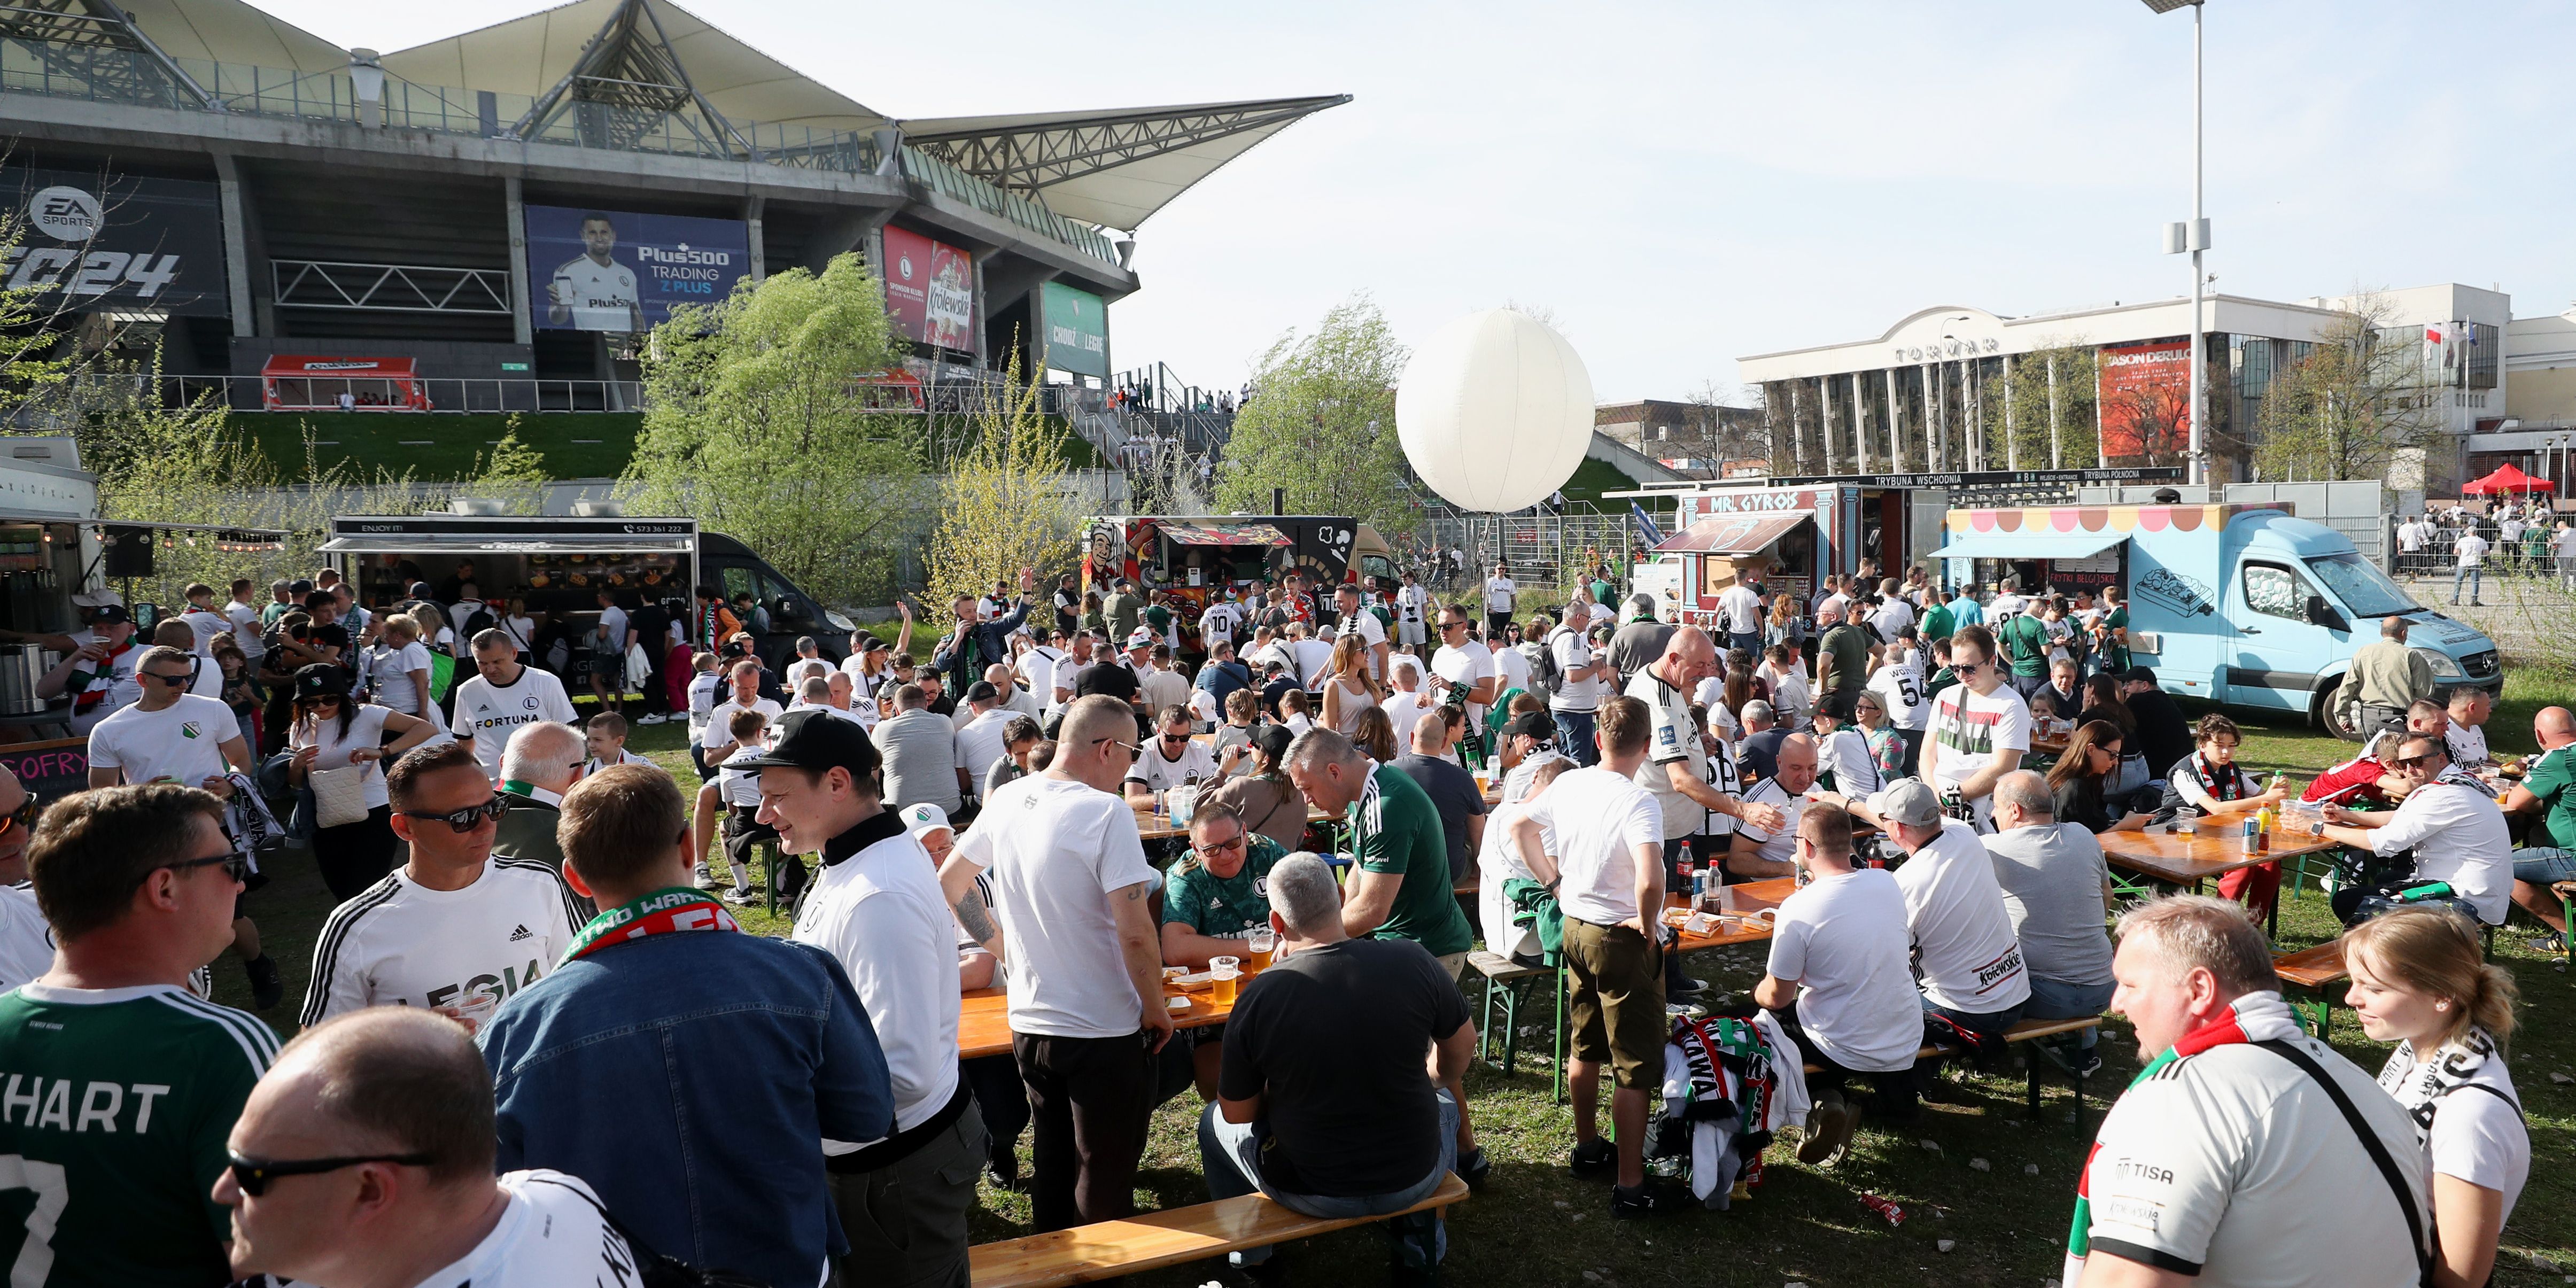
(48, 371, 1101, 418)
(2391, 516, 2576, 582)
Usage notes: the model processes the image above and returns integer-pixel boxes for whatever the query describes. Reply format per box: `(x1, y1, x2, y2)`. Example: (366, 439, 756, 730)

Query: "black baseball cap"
(292, 663, 348, 701)
(2121, 666, 2159, 686)
(735, 708, 881, 781)
(91, 604, 131, 626)
(1502, 710, 1557, 742)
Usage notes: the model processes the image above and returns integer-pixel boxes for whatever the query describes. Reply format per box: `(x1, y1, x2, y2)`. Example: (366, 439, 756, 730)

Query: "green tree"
(1978, 339, 2100, 470)
(625, 253, 921, 606)
(1215, 296, 1415, 536)
(2252, 292, 2446, 485)
(927, 357, 1081, 606)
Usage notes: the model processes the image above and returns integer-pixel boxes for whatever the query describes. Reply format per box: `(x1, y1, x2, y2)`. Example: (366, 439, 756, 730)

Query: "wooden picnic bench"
(2272, 939, 2348, 1039)
(969, 1174, 1470, 1288)
(1803, 1014, 2105, 1132)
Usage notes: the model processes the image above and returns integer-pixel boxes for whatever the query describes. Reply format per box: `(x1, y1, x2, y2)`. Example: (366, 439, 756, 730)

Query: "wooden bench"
(969, 1173, 1471, 1288)
(1801, 1015, 2105, 1132)
(2274, 940, 2348, 1039)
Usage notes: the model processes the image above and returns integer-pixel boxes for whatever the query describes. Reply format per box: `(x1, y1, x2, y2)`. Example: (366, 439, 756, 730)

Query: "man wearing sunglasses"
(1918, 624, 2032, 832)
(1123, 704, 1224, 808)
(87, 644, 277, 1007)
(2311, 733, 2513, 928)
(0, 768, 49, 992)
(0, 784, 269, 1287)
(217, 1007, 643, 1287)
(300, 741, 583, 1030)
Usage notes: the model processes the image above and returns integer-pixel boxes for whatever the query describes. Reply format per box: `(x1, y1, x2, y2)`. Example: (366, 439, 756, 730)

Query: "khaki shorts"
(1563, 917, 1665, 1090)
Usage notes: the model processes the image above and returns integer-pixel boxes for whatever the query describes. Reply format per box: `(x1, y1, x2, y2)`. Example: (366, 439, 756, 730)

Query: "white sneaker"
(637, 712, 669, 725)
(694, 864, 718, 889)
(720, 888, 761, 907)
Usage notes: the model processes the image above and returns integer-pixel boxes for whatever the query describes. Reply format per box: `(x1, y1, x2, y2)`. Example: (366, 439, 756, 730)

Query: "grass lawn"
(204, 678, 2576, 1288)
(235, 412, 643, 481)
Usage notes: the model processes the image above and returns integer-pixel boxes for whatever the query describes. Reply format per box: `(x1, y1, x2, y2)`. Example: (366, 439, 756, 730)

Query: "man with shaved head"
(218, 1007, 641, 1285)
(1627, 625, 1784, 890)
(1728, 732, 1819, 880)
(2506, 705, 2576, 942)
(0, 766, 51, 990)
(940, 695, 1172, 1232)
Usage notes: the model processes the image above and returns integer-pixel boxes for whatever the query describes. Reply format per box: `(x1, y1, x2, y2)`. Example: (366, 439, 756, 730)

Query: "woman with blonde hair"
(2344, 907, 2526, 1288)
(1318, 632, 1383, 736)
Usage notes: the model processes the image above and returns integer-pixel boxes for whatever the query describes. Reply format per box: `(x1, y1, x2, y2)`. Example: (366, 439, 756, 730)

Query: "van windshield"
(2303, 552, 2419, 618)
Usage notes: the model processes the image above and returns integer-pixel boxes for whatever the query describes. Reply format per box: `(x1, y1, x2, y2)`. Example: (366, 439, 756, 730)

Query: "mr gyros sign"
(1, 168, 228, 315)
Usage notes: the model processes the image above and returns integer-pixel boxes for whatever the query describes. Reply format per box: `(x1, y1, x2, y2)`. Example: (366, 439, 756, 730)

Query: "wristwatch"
(2308, 819, 2326, 838)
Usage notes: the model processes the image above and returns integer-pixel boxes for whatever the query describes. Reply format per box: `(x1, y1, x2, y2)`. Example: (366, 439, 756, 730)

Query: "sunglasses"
(168, 850, 254, 883)
(2394, 754, 2437, 769)
(1091, 736, 1140, 758)
(1193, 832, 1247, 859)
(1951, 659, 1984, 674)
(0, 796, 37, 841)
(398, 795, 509, 833)
(226, 1150, 436, 1197)
(139, 669, 196, 688)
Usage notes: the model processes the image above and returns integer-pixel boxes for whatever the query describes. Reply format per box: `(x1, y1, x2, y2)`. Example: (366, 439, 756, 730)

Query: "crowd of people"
(2393, 498, 2576, 600)
(0, 547, 2546, 1288)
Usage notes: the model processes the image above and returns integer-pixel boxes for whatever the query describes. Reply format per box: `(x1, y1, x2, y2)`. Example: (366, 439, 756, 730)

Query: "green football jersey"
(0, 983, 276, 1287)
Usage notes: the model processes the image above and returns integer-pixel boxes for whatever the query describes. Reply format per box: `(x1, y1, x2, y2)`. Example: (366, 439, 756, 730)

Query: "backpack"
(461, 604, 497, 640)
(1525, 629, 1566, 699)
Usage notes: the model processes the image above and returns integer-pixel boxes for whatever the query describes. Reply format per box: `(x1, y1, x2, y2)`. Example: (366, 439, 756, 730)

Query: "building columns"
(1819, 376, 1836, 475)
(1854, 372, 1871, 474)
(1929, 362, 1945, 471)
(2046, 355, 2062, 469)
(504, 176, 532, 346)
(2002, 355, 2016, 471)
(1884, 368, 1902, 472)
(1788, 379, 1806, 475)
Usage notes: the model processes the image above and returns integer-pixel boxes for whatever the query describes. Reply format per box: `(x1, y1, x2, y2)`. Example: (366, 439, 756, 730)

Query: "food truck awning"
(1160, 522, 1293, 548)
(317, 533, 696, 556)
(1652, 513, 1810, 555)
(1927, 532, 2129, 561)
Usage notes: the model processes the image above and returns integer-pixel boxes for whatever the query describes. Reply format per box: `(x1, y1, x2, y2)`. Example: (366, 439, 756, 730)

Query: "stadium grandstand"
(0, 0, 1345, 416)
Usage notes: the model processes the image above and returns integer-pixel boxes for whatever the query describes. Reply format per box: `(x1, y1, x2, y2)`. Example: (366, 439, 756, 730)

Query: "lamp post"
(2144, 0, 2208, 487)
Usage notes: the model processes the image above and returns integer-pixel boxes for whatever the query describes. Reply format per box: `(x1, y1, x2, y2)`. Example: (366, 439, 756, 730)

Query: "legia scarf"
(561, 887, 740, 966)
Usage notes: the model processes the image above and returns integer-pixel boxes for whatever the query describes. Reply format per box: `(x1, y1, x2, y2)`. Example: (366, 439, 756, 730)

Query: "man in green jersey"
(1996, 599, 2053, 701)
(1282, 728, 1488, 1187)
(0, 784, 270, 1287)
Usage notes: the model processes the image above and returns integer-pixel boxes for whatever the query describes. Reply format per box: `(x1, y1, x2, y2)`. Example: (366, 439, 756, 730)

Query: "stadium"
(0, 0, 1345, 421)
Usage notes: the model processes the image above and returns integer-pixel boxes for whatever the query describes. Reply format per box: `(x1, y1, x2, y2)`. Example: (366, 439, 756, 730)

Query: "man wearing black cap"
(2120, 666, 2194, 785)
(753, 709, 986, 1288)
(37, 602, 142, 733)
(1498, 709, 1568, 804)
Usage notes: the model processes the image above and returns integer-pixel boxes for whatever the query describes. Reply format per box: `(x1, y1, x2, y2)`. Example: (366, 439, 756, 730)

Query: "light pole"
(2144, 0, 2208, 487)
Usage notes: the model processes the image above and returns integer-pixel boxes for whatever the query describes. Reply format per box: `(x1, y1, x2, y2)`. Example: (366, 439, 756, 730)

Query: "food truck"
(1931, 499, 2502, 733)
(1643, 482, 1923, 631)
(1082, 514, 1398, 614)
(320, 506, 853, 670)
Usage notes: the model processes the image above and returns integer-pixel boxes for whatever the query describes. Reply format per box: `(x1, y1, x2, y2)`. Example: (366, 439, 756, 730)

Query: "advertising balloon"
(1395, 309, 1595, 514)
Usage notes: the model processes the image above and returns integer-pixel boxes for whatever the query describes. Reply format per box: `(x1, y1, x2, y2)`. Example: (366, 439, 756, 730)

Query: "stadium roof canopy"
(364, 0, 1344, 230)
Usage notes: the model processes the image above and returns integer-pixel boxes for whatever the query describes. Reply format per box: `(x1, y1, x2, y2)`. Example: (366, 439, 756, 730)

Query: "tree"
(2252, 291, 2447, 485)
(1977, 339, 2100, 470)
(461, 415, 550, 515)
(927, 357, 1083, 607)
(1215, 296, 1415, 535)
(625, 253, 922, 606)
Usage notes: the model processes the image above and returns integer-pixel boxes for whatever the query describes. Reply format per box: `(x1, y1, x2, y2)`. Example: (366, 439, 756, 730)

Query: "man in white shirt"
(1871, 578, 1914, 641)
(0, 769, 48, 994)
(2442, 685, 2497, 780)
(1125, 704, 1224, 802)
(1505, 696, 1685, 1217)
(85, 645, 250, 797)
(1380, 654, 1442, 749)
(449, 630, 580, 786)
(1482, 563, 1518, 638)
(1832, 780, 2030, 1052)
(1919, 624, 2030, 831)
(743, 710, 985, 1286)
(299, 741, 584, 1029)
(1430, 605, 1499, 733)
(1197, 595, 1242, 658)
(1727, 733, 1817, 879)
(2312, 733, 2513, 925)
(2453, 528, 2490, 607)
(1716, 577, 1764, 656)
(1986, 576, 2027, 623)
(1548, 612, 1616, 768)
(1811, 703, 1880, 798)
(951, 682, 1019, 801)
(1395, 571, 1432, 649)
(937, 696, 1173, 1232)
(1984, 771, 2116, 1061)
(1630, 626, 1783, 889)
(224, 577, 267, 670)
(1866, 635, 1930, 765)
(1754, 804, 1922, 1166)
(1139, 645, 1193, 715)
(2067, 896, 2426, 1288)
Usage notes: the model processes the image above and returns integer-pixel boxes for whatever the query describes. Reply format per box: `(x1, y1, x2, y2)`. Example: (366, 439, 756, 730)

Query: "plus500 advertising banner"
(0, 167, 227, 316)
(526, 205, 749, 333)
(882, 224, 975, 350)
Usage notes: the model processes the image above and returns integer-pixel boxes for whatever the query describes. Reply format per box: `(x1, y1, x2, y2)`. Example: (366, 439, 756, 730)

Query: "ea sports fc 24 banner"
(526, 205, 750, 333)
(0, 167, 227, 316)
(881, 224, 975, 351)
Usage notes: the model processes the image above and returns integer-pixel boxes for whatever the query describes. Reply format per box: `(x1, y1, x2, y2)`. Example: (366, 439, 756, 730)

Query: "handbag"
(307, 762, 373, 829)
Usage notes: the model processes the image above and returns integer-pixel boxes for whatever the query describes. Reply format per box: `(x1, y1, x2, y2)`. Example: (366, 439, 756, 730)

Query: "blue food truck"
(1932, 499, 2502, 736)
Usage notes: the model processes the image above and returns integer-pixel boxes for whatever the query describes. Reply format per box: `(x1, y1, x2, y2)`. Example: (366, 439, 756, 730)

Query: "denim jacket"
(480, 927, 895, 1288)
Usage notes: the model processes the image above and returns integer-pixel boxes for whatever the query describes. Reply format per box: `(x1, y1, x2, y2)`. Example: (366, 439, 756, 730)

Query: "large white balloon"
(1395, 309, 1596, 514)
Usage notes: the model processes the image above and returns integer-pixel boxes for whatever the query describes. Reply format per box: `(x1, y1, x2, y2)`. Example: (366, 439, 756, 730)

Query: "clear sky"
(257, 0, 2576, 402)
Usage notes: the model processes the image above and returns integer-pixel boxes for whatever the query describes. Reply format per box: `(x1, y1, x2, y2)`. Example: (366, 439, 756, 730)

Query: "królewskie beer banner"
(882, 224, 975, 350)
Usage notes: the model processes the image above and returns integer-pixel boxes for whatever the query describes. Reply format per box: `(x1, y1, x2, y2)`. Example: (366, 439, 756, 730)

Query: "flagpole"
(2186, 0, 2206, 488)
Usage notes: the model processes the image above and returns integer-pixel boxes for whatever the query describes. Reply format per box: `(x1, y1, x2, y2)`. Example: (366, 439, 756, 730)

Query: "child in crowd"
(585, 710, 654, 777)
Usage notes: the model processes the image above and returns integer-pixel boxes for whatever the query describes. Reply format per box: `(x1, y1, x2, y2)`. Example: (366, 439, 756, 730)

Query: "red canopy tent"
(260, 355, 431, 412)
(2461, 462, 2554, 494)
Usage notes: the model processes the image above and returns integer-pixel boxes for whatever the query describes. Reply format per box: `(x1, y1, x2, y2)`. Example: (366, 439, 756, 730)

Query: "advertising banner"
(526, 205, 749, 333)
(2097, 339, 2193, 461)
(1041, 280, 1108, 377)
(0, 167, 227, 316)
(882, 224, 975, 350)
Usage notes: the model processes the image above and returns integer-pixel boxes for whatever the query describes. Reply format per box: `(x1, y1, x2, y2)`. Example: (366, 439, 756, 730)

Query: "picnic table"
(1667, 876, 1797, 952)
(1131, 802, 1333, 843)
(2097, 826, 2338, 936)
(959, 981, 1236, 1060)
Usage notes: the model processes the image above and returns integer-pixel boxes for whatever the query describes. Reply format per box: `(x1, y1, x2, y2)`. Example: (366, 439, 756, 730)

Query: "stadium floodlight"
(2141, 0, 2208, 485)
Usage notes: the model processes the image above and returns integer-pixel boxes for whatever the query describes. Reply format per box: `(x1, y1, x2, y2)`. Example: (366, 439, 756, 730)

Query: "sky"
(254, 0, 2576, 403)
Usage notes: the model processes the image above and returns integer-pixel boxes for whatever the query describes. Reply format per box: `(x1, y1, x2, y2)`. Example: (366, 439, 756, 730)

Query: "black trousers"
(961, 1054, 1030, 1180)
(1013, 1030, 1155, 1232)
(311, 806, 399, 901)
(1769, 1002, 1918, 1115)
